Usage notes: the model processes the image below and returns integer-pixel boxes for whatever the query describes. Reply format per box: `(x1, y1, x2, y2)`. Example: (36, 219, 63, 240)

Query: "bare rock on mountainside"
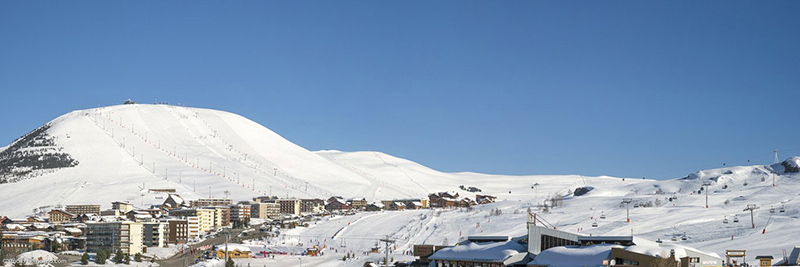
(781, 157, 800, 173)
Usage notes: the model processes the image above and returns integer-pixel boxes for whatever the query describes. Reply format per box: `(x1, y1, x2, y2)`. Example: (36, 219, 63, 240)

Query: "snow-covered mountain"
(1, 103, 798, 263)
(1, 103, 581, 217)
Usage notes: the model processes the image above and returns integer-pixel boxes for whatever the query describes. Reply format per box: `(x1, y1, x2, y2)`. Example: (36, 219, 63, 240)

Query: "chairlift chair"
(681, 235, 688, 241)
(723, 216, 729, 224)
(770, 207, 775, 214)
(671, 236, 677, 242)
(592, 221, 598, 227)
(600, 212, 606, 220)
(733, 216, 739, 223)
(780, 205, 786, 213)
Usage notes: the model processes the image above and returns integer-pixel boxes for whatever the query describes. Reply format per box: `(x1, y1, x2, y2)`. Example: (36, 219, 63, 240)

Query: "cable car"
(723, 216, 729, 224)
(733, 216, 739, 223)
(761, 177, 766, 182)
(743, 181, 748, 186)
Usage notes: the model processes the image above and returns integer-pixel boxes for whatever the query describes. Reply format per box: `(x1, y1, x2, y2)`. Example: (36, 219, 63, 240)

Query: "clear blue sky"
(1, 1, 799, 179)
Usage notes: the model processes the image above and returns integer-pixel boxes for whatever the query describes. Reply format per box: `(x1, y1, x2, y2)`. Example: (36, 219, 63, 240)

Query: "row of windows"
(540, 235, 578, 251)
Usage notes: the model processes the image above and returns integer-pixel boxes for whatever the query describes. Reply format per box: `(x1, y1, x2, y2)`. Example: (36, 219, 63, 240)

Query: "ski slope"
(1, 104, 798, 266)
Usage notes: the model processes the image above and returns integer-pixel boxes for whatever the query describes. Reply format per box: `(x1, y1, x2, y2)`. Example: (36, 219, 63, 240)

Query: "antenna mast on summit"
(774, 149, 779, 164)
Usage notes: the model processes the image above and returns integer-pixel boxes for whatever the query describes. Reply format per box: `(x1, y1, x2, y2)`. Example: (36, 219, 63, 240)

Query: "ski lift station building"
(526, 224, 724, 267)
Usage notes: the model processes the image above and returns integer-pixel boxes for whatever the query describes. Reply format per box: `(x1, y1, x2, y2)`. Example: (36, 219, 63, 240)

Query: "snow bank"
(16, 250, 58, 266)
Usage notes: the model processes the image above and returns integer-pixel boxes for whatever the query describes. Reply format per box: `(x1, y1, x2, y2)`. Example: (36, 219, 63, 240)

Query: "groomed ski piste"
(1, 104, 798, 266)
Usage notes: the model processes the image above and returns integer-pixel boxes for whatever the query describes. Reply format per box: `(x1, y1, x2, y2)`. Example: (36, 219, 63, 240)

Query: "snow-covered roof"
(529, 244, 621, 267)
(429, 240, 526, 263)
(218, 244, 251, 252)
(4, 223, 24, 230)
(369, 203, 384, 208)
(64, 228, 82, 234)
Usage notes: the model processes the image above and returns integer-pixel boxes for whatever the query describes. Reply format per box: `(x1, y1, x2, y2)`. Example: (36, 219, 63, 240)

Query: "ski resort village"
(0, 103, 799, 267)
(0, 101, 800, 267)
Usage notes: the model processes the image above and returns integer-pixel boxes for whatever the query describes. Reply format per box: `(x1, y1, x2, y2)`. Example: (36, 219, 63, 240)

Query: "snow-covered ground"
(1, 104, 798, 266)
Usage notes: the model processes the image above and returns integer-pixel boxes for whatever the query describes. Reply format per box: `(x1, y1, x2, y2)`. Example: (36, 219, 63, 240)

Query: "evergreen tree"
(80, 252, 89, 265)
(114, 248, 125, 263)
(124, 254, 131, 264)
(226, 256, 235, 267)
(96, 250, 108, 264)
(134, 252, 143, 262)
(50, 240, 60, 253)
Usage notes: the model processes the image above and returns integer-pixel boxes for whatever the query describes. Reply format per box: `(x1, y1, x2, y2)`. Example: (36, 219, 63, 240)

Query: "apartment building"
(167, 219, 188, 244)
(229, 204, 251, 223)
(142, 221, 167, 248)
(168, 208, 214, 234)
(300, 199, 325, 214)
(111, 202, 135, 213)
(65, 204, 101, 216)
(278, 199, 301, 215)
(250, 202, 281, 219)
(190, 198, 232, 208)
(86, 221, 144, 255)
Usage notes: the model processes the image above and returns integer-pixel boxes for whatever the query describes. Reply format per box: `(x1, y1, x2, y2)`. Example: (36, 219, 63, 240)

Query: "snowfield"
(1, 104, 798, 266)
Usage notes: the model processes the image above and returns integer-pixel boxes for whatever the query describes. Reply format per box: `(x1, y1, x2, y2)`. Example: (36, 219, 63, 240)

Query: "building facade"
(251, 203, 281, 219)
(65, 205, 101, 216)
(86, 221, 144, 255)
(229, 204, 251, 224)
(277, 199, 301, 215)
(190, 198, 232, 208)
(48, 209, 75, 223)
(167, 219, 188, 244)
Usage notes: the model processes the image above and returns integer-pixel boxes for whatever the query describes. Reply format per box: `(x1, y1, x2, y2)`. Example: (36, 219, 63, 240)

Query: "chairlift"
(656, 238, 663, 244)
(761, 177, 765, 182)
(592, 221, 598, 227)
(743, 181, 748, 186)
(723, 216, 729, 224)
(681, 232, 688, 241)
(633, 203, 640, 208)
(770, 206, 775, 214)
(733, 216, 739, 223)
(600, 212, 606, 220)
(671, 235, 677, 242)
(780, 205, 786, 213)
